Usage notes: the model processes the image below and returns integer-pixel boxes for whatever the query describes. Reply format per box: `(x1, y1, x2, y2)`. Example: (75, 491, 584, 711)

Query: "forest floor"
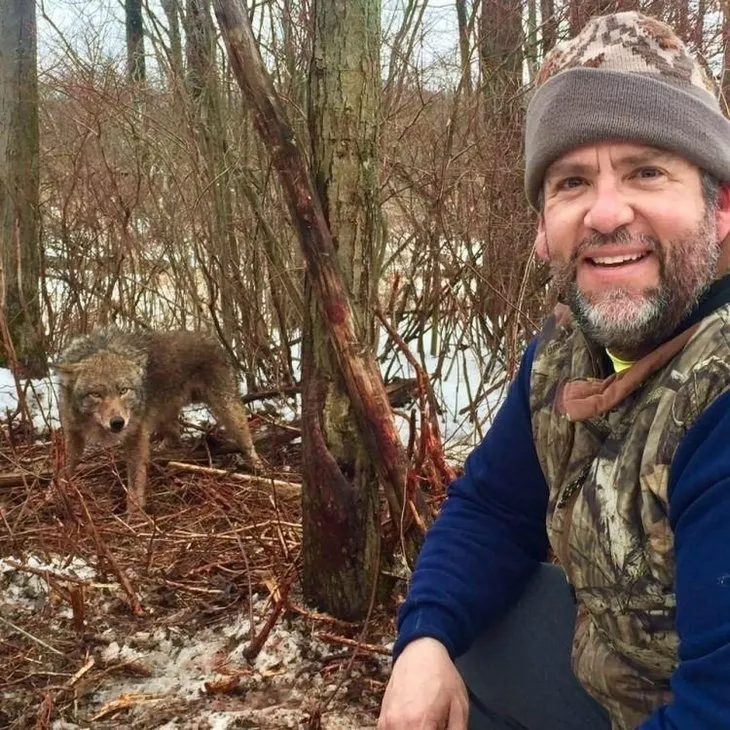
(0, 420, 434, 730)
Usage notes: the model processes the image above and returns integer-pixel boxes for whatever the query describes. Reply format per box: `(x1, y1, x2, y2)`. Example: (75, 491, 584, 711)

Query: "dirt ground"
(0, 427, 408, 730)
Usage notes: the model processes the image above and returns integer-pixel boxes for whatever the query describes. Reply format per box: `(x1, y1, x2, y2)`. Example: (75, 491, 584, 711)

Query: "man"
(378, 11, 730, 730)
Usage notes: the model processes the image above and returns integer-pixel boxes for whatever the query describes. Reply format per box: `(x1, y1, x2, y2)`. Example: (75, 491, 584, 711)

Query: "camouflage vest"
(530, 303, 730, 730)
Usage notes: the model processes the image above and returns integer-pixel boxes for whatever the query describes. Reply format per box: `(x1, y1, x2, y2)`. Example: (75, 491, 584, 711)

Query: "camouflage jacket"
(530, 302, 730, 729)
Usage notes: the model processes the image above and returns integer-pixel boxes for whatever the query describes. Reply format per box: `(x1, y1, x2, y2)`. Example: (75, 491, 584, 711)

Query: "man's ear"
(535, 216, 548, 261)
(715, 182, 730, 242)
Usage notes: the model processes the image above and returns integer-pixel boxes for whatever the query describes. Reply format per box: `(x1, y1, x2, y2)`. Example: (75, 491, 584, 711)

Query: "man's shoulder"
(677, 303, 730, 382)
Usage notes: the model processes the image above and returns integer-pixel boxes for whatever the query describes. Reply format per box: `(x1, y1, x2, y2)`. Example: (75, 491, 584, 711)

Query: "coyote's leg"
(63, 427, 85, 475)
(125, 422, 151, 515)
(158, 417, 183, 449)
(209, 396, 263, 471)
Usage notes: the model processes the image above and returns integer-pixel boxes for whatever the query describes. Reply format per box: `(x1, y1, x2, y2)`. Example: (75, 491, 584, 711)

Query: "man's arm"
(393, 339, 550, 661)
(641, 390, 730, 729)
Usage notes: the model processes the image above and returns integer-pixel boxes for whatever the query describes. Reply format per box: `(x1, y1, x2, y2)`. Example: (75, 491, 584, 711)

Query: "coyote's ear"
(51, 362, 82, 375)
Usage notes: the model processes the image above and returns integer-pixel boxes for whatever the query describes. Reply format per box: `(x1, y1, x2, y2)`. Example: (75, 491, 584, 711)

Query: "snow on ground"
(1, 553, 387, 728)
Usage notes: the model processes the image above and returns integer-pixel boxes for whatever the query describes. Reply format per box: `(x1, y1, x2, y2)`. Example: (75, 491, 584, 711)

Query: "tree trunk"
(526, 0, 538, 83)
(569, 0, 638, 35)
(125, 0, 146, 84)
(212, 0, 429, 614)
(540, 0, 557, 55)
(722, 1, 730, 114)
(161, 0, 184, 85)
(0, 0, 43, 375)
(480, 0, 522, 119)
(302, 0, 384, 617)
(185, 0, 242, 350)
(455, 0, 473, 93)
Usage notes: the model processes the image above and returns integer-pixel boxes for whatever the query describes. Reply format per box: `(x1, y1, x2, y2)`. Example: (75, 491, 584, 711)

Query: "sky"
(37, 0, 464, 86)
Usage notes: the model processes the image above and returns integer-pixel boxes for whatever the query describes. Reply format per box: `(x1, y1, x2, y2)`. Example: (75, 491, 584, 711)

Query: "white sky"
(38, 0, 463, 86)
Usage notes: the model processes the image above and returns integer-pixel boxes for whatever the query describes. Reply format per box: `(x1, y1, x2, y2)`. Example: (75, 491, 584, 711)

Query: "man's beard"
(550, 213, 720, 354)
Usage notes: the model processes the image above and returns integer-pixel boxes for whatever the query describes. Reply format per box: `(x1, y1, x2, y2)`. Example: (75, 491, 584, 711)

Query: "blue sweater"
(394, 338, 730, 729)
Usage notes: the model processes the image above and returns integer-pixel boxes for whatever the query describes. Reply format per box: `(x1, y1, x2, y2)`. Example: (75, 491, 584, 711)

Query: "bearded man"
(378, 11, 730, 730)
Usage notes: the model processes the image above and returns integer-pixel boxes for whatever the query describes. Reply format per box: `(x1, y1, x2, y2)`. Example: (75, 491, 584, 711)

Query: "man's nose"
(109, 416, 126, 433)
(583, 181, 635, 235)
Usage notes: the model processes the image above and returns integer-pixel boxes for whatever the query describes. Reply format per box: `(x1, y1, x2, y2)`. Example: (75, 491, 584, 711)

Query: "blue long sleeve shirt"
(394, 339, 730, 729)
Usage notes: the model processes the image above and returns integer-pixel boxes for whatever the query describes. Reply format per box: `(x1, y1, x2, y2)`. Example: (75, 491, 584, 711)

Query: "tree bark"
(569, 0, 638, 35)
(540, 0, 557, 55)
(455, 0, 473, 93)
(212, 0, 429, 602)
(0, 0, 43, 375)
(126, 0, 146, 84)
(722, 1, 730, 114)
(161, 0, 184, 85)
(480, 0, 522, 119)
(300, 0, 384, 617)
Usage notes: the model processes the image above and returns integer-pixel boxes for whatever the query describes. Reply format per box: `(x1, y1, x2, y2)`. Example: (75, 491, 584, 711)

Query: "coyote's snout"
(55, 329, 263, 514)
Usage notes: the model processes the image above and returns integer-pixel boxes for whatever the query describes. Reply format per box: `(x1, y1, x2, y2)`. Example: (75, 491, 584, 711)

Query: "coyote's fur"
(55, 328, 263, 513)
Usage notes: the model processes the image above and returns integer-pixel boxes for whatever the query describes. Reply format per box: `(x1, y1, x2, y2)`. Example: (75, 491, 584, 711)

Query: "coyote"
(55, 328, 263, 514)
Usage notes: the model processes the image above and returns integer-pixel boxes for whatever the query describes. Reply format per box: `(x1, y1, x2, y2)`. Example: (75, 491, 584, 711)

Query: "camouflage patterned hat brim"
(524, 67, 730, 209)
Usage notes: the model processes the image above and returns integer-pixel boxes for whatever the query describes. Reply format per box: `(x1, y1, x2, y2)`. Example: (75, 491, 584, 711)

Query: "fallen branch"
(0, 470, 52, 488)
(316, 632, 391, 657)
(3, 558, 92, 586)
(0, 615, 65, 656)
(33, 656, 95, 729)
(241, 577, 293, 662)
(90, 693, 165, 722)
(166, 461, 301, 500)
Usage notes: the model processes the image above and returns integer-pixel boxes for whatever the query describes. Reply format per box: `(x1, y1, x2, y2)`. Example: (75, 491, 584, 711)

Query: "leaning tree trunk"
(212, 0, 430, 618)
(0, 0, 43, 375)
(301, 0, 384, 617)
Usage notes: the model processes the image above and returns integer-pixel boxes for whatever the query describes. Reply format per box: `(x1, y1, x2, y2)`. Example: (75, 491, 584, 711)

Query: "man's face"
(537, 142, 728, 356)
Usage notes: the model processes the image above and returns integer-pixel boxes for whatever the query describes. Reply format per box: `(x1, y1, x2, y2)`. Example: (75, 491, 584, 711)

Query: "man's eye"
(634, 167, 662, 179)
(557, 177, 585, 190)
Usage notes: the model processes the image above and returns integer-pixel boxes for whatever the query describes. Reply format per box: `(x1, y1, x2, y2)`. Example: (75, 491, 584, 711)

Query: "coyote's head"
(55, 348, 146, 442)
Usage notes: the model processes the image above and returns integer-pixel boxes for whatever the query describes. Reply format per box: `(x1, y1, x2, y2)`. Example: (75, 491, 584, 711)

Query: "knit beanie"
(524, 11, 730, 210)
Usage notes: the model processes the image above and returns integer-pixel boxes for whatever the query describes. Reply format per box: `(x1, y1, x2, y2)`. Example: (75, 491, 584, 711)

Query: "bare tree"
(213, 0, 429, 619)
(126, 0, 146, 84)
(479, 0, 522, 117)
(0, 0, 43, 375)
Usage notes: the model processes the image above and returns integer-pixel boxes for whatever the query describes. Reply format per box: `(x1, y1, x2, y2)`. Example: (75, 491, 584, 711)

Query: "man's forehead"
(546, 143, 686, 176)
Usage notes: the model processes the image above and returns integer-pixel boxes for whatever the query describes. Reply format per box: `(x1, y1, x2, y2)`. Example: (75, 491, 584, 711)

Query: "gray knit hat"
(524, 11, 730, 209)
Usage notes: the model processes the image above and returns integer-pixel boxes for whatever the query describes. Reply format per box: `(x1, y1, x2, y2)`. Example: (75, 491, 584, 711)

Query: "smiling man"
(378, 11, 730, 730)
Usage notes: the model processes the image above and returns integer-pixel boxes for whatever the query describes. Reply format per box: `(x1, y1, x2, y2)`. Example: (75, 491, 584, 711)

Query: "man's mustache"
(568, 229, 659, 264)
